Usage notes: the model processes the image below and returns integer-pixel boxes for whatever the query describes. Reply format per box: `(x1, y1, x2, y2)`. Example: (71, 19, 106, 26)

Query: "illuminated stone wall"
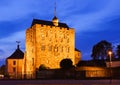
(6, 59, 24, 79)
(75, 50, 81, 65)
(76, 66, 110, 77)
(25, 23, 76, 78)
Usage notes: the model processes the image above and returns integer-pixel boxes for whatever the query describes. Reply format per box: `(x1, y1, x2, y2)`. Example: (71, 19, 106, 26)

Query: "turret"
(52, 3, 59, 26)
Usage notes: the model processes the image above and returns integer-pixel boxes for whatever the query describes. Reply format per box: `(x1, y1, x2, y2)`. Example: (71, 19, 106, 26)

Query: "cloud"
(0, 0, 45, 21)
(59, 0, 120, 33)
(0, 0, 60, 21)
(0, 58, 5, 66)
(0, 49, 5, 55)
(0, 30, 25, 43)
(0, 30, 25, 59)
(0, 0, 120, 62)
(0, 0, 120, 32)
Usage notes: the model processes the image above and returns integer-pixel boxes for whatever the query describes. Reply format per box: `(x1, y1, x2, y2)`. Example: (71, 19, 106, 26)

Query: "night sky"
(0, 0, 120, 65)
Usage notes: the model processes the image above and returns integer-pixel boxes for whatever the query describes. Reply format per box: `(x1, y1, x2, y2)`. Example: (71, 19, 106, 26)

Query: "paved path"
(0, 80, 120, 85)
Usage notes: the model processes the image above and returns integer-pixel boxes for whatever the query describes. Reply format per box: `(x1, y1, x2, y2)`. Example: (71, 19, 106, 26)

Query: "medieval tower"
(23, 6, 79, 78)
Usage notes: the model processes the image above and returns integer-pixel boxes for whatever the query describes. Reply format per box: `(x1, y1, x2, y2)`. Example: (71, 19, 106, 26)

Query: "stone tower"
(24, 15, 75, 78)
(6, 43, 24, 79)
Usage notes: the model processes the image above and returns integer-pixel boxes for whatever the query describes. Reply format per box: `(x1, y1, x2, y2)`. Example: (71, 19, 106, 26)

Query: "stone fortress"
(6, 8, 81, 79)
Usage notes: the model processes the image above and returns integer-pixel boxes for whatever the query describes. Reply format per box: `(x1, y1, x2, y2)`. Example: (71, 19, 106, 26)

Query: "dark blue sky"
(0, 0, 120, 65)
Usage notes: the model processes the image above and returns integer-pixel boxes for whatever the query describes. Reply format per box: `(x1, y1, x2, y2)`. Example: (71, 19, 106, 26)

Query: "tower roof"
(52, 16, 58, 20)
(7, 45, 24, 59)
(52, 2, 59, 26)
(31, 19, 69, 28)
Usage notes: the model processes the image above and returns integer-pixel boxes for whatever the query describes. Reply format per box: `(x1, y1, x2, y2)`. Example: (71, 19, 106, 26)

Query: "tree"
(91, 40, 112, 60)
(77, 60, 106, 67)
(0, 65, 6, 75)
(60, 58, 73, 69)
(77, 60, 89, 67)
(116, 44, 120, 59)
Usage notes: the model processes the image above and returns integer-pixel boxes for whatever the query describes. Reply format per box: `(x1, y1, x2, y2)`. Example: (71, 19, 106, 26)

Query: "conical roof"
(7, 45, 24, 59)
(52, 16, 58, 20)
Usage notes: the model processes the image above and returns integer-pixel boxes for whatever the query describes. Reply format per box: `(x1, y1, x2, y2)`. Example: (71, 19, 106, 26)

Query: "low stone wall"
(36, 67, 120, 79)
(76, 66, 110, 78)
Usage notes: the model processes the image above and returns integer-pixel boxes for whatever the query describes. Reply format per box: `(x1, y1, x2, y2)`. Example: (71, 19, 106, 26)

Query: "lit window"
(66, 47, 70, 53)
(41, 45, 45, 51)
(13, 67, 16, 72)
(13, 61, 16, 65)
(41, 34, 45, 40)
(46, 60, 49, 63)
(41, 34, 44, 37)
(54, 46, 58, 52)
(61, 46, 63, 52)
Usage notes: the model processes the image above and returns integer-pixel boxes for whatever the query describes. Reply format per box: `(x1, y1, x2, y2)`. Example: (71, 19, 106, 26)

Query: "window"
(41, 34, 45, 40)
(54, 46, 58, 52)
(46, 60, 49, 64)
(32, 58, 34, 66)
(13, 67, 16, 72)
(61, 46, 63, 52)
(48, 45, 52, 51)
(61, 38, 63, 42)
(30, 35, 32, 42)
(68, 47, 70, 53)
(41, 45, 45, 51)
(67, 38, 69, 43)
(67, 56, 69, 58)
(66, 47, 70, 53)
(55, 33, 57, 38)
(13, 61, 16, 65)
(46, 32, 48, 37)
(67, 33, 69, 38)
(41, 34, 44, 37)
(64, 33, 68, 39)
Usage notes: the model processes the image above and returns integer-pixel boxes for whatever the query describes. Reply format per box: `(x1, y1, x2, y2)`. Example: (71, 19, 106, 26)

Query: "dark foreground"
(0, 80, 120, 85)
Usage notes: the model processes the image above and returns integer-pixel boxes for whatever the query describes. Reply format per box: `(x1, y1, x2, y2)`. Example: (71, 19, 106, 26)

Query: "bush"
(60, 58, 73, 69)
